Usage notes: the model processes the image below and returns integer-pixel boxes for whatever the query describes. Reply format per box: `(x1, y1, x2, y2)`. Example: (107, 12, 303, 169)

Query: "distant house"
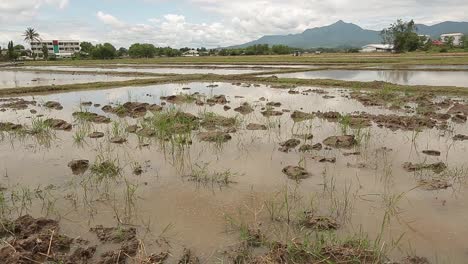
(432, 40, 444, 46)
(182, 49, 199, 57)
(360, 44, 394, 53)
(293, 50, 302, 56)
(440, 33, 464, 46)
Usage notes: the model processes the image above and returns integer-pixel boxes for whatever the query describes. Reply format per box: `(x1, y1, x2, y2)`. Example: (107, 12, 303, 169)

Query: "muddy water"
(366, 64, 468, 70)
(0, 70, 139, 89)
(17, 65, 265, 75)
(269, 69, 468, 87)
(0, 83, 467, 262)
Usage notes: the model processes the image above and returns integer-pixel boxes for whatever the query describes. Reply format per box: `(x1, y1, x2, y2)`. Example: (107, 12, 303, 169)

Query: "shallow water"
(0, 83, 467, 262)
(268, 69, 468, 87)
(0, 70, 138, 89)
(18, 65, 266, 75)
(367, 64, 468, 70)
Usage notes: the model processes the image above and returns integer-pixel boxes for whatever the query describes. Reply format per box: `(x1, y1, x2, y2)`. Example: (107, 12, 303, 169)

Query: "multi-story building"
(440, 33, 464, 46)
(31, 40, 81, 58)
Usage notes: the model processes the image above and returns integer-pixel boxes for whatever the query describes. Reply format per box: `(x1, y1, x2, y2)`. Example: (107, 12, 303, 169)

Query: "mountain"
(232, 20, 468, 49)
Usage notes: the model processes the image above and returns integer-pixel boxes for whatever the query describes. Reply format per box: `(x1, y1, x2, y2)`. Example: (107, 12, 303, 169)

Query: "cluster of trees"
(381, 19, 468, 53)
(128, 43, 183, 58)
(77, 42, 184, 59)
(217, 44, 298, 56)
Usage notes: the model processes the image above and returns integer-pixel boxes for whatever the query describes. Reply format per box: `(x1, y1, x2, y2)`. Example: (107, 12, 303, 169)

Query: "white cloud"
(0, 0, 69, 22)
(97, 11, 125, 28)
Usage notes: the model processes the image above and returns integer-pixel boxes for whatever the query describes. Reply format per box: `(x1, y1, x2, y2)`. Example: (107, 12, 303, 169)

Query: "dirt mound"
(68, 159, 89, 175)
(418, 178, 452, 190)
(44, 101, 63, 110)
(266, 102, 281, 107)
(282, 166, 310, 180)
(261, 110, 283, 117)
(234, 103, 254, 115)
(44, 118, 72, 131)
(73, 112, 111, 124)
(312, 156, 336, 163)
(279, 139, 301, 152)
(323, 135, 356, 148)
(102, 102, 162, 118)
(453, 134, 468, 141)
(110, 136, 127, 144)
(90, 225, 136, 243)
(0, 98, 36, 110)
(448, 103, 468, 115)
(0, 122, 23, 131)
(301, 213, 339, 230)
(403, 162, 447, 174)
(246, 123, 267, 130)
(198, 131, 232, 142)
(422, 150, 441, 156)
(207, 95, 228, 105)
(89, 131, 105, 138)
(291, 111, 314, 122)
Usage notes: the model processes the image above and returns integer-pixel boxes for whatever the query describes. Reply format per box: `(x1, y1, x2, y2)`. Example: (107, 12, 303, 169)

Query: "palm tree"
(23, 27, 41, 59)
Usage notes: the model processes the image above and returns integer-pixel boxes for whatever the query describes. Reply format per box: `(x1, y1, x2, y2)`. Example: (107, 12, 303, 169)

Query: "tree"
(42, 44, 49, 60)
(7, 41, 18, 61)
(80, 42, 94, 54)
(91, 43, 117, 59)
(117, 47, 128, 57)
(272, 45, 293, 54)
(462, 35, 468, 50)
(128, 43, 157, 58)
(445, 36, 455, 48)
(380, 19, 421, 52)
(14, 44, 25, 50)
(23, 27, 40, 59)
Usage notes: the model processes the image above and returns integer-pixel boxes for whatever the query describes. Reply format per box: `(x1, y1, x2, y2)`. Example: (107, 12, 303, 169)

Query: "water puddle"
(0, 82, 467, 262)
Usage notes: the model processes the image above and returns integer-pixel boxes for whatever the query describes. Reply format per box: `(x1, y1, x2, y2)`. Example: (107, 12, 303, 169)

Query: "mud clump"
(422, 150, 441, 156)
(418, 178, 452, 190)
(293, 133, 313, 140)
(178, 248, 200, 264)
(266, 102, 281, 107)
(261, 110, 283, 117)
(198, 131, 232, 142)
(401, 256, 430, 264)
(68, 159, 89, 175)
(291, 111, 314, 122)
(298, 144, 321, 152)
(234, 103, 254, 115)
(0, 98, 36, 110)
(89, 131, 105, 138)
(0, 215, 85, 264)
(207, 95, 228, 105)
(137, 127, 156, 137)
(453, 134, 468, 141)
(279, 139, 301, 152)
(102, 102, 162, 118)
(44, 101, 63, 110)
(90, 225, 136, 243)
(323, 135, 356, 148)
(452, 114, 467, 123)
(81, 101, 93, 106)
(403, 162, 447, 174)
(0, 122, 23, 131)
(224, 105, 231, 111)
(312, 156, 336, 163)
(200, 115, 237, 130)
(73, 111, 111, 124)
(247, 123, 267, 130)
(44, 118, 72, 131)
(282, 166, 310, 180)
(110, 136, 127, 144)
(447, 103, 468, 115)
(126, 125, 140, 133)
(301, 213, 339, 230)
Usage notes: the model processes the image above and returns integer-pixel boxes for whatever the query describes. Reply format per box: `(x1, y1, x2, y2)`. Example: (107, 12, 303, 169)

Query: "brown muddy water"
(267, 70, 468, 87)
(0, 82, 467, 263)
(0, 70, 140, 89)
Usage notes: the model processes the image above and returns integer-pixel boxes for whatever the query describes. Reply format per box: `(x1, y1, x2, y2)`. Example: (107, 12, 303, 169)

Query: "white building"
(440, 33, 464, 46)
(360, 44, 394, 53)
(31, 40, 81, 58)
(182, 49, 199, 57)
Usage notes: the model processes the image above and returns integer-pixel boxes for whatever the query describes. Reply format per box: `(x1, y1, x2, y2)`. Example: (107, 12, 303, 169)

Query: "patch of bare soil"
(403, 162, 447, 174)
(246, 123, 267, 130)
(298, 143, 322, 152)
(198, 131, 232, 142)
(44, 101, 63, 110)
(44, 118, 72, 131)
(178, 248, 200, 264)
(266, 102, 281, 107)
(125, 125, 140, 133)
(418, 178, 452, 190)
(448, 103, 468, 115)
(200, 115, 237, 130)
(110, 136, 127, 144)
(323, 135, 356, 148)
(68, 159, 89, 175)
(0, 98, 36, 110)
(234, 103, 254, 115)
(311, 156, 336, 163)
(282, 166, 310, 180)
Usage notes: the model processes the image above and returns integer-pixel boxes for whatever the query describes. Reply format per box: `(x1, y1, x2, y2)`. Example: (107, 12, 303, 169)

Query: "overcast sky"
(1, 0, 467, 49)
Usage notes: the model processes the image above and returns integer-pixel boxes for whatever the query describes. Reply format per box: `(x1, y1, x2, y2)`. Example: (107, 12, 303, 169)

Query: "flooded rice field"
(0, 81, 467, 263)
(0, 70, 139, 89)
(103, 63, 317, 69)
(17, 65, 266, 75)
(366, 65, 468, 70)
(268, 69, 468, 87)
